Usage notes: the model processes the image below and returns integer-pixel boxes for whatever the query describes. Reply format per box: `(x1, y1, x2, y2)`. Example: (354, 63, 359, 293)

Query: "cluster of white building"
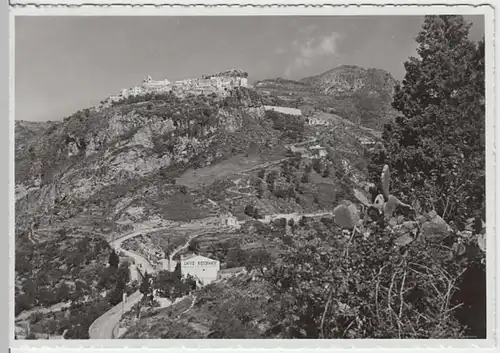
(108, 70, 249, 102)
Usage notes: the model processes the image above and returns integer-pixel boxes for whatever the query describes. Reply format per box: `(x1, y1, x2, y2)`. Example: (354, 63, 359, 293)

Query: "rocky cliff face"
(15, 89, 268, 238)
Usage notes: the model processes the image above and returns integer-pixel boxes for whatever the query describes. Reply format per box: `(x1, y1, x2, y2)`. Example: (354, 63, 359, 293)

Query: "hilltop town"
(106, 68, 249, 104)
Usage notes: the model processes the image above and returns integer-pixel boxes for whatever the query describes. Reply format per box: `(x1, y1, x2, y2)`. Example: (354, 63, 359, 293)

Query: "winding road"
(88, 224, 231, 339)
(88, 227, 175, 339)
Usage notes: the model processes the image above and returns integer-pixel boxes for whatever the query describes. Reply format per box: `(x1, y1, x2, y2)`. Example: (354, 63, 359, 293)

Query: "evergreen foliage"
(370, 15, 485, 225)
(108, 249, 119, 269)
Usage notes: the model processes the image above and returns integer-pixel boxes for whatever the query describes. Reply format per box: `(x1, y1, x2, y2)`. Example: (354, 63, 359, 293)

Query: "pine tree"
(108, 249, 119, 269)
(139, 272, 151, 297)
(371, 15, 485, 224)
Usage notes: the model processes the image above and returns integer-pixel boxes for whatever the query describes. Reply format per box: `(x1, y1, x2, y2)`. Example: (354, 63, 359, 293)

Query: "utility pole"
(122, 292, 127, 317)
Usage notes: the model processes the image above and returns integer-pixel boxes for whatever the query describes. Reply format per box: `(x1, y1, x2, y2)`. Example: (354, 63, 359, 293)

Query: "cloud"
(298, 24, 318, 35)
(285, 32, 342, 78)
(274, 47, 285, 55)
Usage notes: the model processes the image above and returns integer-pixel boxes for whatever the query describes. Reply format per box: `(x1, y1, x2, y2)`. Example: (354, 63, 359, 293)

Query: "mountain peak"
(300, 65, 397, 95)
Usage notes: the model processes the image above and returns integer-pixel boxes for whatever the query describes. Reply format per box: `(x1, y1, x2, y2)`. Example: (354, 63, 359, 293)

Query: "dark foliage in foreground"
(370, 15, 485, 226)
(264, 219, 483, 338)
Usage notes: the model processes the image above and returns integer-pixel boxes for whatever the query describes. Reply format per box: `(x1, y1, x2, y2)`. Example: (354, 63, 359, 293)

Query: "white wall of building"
(181, 255, 220, 286)
(263, 106, 302, 116)
(160, 257, 177, 272)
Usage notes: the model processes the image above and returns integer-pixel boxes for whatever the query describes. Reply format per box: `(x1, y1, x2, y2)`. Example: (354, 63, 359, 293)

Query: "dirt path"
(176, 138, 318, 189)
(15, 302, 72, 322)
(88, 227, 173, 339)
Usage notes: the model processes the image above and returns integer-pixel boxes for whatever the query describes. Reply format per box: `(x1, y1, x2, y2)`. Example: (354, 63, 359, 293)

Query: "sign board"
(182, 260, 218, 267)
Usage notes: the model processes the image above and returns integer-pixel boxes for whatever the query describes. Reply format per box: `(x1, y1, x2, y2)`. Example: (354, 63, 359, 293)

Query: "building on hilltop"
(142, 75, 171, 87)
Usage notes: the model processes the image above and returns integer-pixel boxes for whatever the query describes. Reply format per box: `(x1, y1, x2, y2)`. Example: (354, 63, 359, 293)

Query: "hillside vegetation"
(255, 65, 399, 130)
(122, 15, 486, 340)
(15, 15, 485, 340)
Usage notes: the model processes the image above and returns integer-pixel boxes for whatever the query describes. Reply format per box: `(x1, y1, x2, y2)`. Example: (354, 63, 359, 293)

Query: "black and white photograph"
(11, 6, 492, 343)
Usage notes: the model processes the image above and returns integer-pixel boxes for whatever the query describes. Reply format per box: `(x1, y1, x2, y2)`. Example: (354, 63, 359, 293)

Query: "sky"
(15, 15, 484, 122)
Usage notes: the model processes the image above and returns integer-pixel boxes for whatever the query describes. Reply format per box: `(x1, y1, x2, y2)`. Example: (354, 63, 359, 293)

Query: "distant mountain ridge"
(254, 65, 399, 130)
(300, 65, 396, 97)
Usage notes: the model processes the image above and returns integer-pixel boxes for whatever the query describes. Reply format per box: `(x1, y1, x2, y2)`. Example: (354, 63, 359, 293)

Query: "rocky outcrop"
(15, 92, 271, 237)
(300, 65, 396, 97)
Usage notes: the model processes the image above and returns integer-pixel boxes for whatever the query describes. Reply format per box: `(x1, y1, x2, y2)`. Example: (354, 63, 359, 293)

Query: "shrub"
(264, 223, 470, 338)
(243, 204, 263, 220)
(271, 218, 287, 230)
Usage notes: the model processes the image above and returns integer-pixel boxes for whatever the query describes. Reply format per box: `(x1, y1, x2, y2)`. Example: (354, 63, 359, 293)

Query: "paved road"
(88, 290, 143, 339)
(88, 227, 171, 339)
(111, 229, 162, 275)
(88, 226, 213, 339)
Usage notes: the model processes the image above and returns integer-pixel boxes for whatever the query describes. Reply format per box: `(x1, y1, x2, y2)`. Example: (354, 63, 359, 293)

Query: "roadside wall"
(263, 105, 302, 116)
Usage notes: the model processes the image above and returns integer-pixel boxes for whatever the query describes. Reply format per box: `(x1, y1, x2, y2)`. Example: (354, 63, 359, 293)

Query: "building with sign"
(180, 254, 220, 287)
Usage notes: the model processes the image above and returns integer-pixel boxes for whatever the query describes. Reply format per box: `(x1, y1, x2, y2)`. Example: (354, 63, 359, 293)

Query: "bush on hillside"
(264, 219, 479, 338)
(244, 204, 263, 220)
(266, 110, 305, 141)
(15, 234, 113, 313)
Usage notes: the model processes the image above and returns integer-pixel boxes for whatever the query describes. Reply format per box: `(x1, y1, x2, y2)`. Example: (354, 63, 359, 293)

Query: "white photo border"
(6, 1, 498, 352)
